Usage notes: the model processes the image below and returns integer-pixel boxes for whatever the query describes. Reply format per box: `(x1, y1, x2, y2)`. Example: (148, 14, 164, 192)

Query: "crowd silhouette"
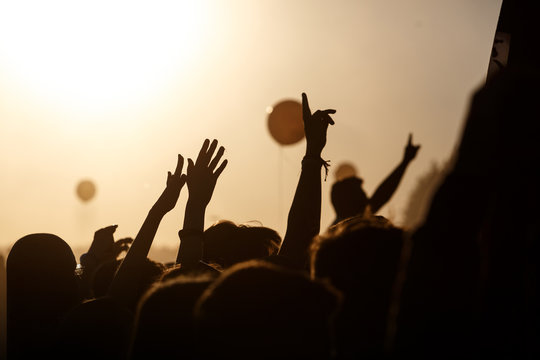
(4, 8, 540, 357)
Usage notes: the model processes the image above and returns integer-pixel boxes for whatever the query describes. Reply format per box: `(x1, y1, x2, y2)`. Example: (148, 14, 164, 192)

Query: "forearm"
(370, 159, 409, 213)
(108, 208, 164, 300)
(279, 155, 323, 266)
(279, 92, 334, 267)
(176, 199, 206, 265)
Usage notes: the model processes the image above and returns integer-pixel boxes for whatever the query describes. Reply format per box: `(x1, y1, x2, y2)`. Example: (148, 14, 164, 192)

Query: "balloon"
(267, 99, 304, 145)
(76, 179, 96, 202)
(334, 162, 357, 181)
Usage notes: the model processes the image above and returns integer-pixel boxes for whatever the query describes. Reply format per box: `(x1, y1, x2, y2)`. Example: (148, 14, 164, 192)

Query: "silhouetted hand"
(153, 154, 187, 215)
(302, 92, 336, 157)
(84, 225, 133, 267)
(186, 139, 228, 208)
(403, 133, 421, 163)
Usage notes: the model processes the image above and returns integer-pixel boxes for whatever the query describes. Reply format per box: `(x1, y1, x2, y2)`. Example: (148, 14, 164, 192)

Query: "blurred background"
(0, 0, 502, 262)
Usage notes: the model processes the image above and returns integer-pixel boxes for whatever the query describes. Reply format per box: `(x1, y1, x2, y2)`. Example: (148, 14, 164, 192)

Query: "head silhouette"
(130, 274, 215, 359)
(312, 215, 404, 356)
(194, 260, 340, 359)
(93, 257, 166, 309)
(331, 176, 369, 223)
(7, 233, 80, 358)
(202, 220, 282, 268)
(312, 215, 403, 293)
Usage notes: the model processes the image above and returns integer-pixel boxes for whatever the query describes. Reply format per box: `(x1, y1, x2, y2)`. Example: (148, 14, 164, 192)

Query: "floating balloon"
(76, 179, 96, 202)
(334, 162, 357, 181)
(267, 99, 304, 145)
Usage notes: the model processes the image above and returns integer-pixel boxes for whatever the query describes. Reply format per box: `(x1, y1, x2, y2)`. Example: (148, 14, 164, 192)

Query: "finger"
(196, 139, 210, 165)
(213, 159, 228, 179)
(187, 158, 194, 174)
(302, 93, 311, 121)
(209, 146, 225, 171)
(313, 111, 335, 126)
(97, 224, 118, 236)
(174, 154, 184, 176)
(205, 139, 218, 164)
(166, 171, 172, 185)
(321, 109, 336, 115)
(408, 133, 412, 146)
(322, 113, 335, 125)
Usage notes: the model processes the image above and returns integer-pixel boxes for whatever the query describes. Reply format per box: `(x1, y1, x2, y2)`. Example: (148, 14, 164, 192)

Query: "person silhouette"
(330, 134, 420, 225)
(6, 233, 81, 359)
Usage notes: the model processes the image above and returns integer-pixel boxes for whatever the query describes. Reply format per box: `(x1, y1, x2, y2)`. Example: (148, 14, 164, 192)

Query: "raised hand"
(302, 92, 336, 157)
(108, 155, 186, 307)
(403, 133, 421, 163)
(82, 224, 133, 269)
(153, 154, 187, 215)
(186, 139, 228, 208)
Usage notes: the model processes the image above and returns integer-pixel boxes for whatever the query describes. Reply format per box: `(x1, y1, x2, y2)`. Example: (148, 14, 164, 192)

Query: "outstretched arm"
(108, 155, 186, 306)
(369, 134, 420, 214)
(176, 139, 227, 269)
(278, 93, 335, 269)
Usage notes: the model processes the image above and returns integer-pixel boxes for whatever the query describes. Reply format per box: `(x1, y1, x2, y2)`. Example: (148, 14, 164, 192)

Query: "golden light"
(0, 0, 212, 113)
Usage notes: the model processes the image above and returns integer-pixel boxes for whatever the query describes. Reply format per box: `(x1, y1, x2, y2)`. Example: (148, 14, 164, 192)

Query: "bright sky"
(0, 0, 502, 259)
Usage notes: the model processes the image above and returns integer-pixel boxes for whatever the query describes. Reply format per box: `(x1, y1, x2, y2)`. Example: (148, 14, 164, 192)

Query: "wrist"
(401, 157, 412, 166)
(305, 148, 322, 158)
(186, 198, 208, 212)
(302, 155, 331, 181)
(302, 155, 324, 166)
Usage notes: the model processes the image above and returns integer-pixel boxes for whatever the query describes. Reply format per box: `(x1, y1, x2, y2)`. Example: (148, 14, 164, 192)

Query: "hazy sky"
(0, 0, 502, 259)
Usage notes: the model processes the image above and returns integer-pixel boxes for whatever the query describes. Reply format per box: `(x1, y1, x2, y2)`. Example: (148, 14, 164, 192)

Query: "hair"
(160, 262, 221, 282)
(202, 220, 282, 268)
(194, 260, 341, 359)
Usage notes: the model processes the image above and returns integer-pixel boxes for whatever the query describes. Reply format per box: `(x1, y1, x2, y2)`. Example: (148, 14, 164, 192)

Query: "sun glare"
(0, 0, 211, 113)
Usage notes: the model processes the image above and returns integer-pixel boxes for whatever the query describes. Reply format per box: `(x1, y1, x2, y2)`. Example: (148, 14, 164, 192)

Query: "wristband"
(302, 156, 331, 181)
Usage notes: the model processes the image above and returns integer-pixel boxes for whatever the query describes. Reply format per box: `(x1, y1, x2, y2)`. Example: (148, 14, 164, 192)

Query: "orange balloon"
(76, 179, 96, 202)
(267, 99, 304, 145)
(334, 163, 357, 181)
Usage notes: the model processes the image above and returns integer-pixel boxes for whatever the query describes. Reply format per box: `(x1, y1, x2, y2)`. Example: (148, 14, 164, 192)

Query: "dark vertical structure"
(0, 255, 5, 360)
(394, 2, 540, 358)
(487, 0, 540, 79)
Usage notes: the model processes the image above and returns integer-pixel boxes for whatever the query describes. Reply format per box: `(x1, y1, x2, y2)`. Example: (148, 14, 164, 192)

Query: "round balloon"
(334, 162, 357, 181)
(267, 99, 304, 145)
(76, 179, 96, 202)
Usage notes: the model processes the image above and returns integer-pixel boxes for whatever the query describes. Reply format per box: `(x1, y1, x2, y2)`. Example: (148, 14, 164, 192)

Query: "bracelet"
(302, 156, 331, 181)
